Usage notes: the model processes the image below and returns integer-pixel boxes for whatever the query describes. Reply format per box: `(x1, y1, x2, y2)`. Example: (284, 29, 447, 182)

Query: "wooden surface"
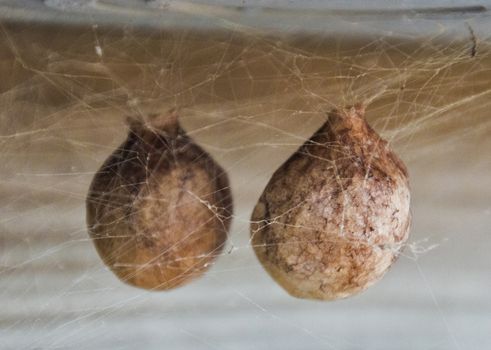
(0, 20, 490, 350)
(1, 0, 491, 38)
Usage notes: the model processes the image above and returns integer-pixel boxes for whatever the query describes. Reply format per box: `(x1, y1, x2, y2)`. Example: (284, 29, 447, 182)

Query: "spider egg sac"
(250, 105, 411, 300)
(86, 111, 233, 290)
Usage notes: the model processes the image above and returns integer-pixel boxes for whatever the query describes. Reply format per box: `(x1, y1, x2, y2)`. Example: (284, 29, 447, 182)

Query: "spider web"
(0, 5, 490, 350)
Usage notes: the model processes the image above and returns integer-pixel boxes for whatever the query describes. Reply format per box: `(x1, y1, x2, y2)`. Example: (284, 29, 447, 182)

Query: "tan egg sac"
(251, 105, 411, 300)
(86, 111, 233, 290)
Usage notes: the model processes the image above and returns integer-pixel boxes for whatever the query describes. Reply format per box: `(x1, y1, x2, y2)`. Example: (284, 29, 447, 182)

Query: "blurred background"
(0, 1, 490, 349)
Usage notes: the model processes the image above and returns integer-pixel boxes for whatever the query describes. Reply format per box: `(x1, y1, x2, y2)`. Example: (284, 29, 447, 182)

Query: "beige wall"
(1, 22, 490, 349)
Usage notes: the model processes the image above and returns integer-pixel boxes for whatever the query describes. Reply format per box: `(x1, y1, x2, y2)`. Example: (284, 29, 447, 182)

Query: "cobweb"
(0, 7, 490, 350)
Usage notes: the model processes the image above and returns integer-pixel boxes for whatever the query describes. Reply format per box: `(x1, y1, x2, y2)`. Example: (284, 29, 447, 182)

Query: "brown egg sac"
(251, 105, 411, 301)
(86, 111, 233, 291)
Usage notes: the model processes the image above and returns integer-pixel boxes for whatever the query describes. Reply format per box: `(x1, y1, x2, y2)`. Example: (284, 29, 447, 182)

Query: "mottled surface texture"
(251, 106, 411, 300)
(86, 113, 233, 290)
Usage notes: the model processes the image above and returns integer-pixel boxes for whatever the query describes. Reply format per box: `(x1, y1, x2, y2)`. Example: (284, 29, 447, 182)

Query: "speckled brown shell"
(251, 105, 410, 300)
(86, 112, 233, 290)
